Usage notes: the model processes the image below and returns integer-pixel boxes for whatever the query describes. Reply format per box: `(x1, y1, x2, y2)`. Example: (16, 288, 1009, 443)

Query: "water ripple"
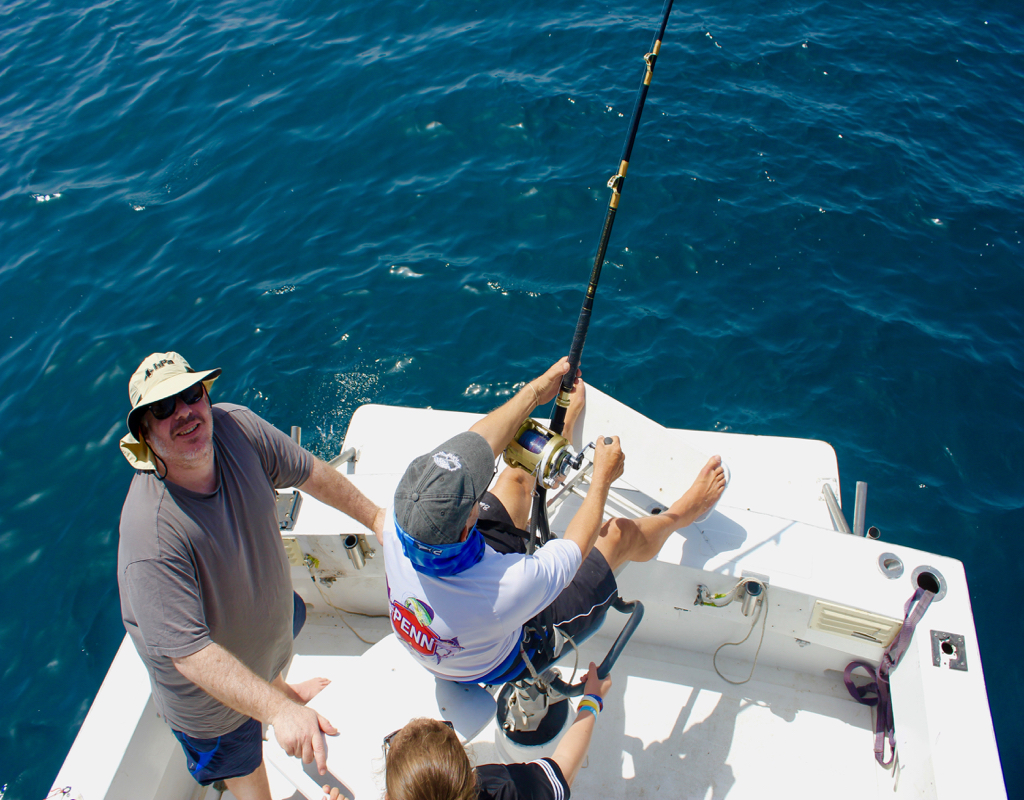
(2, 0, 1024, 796)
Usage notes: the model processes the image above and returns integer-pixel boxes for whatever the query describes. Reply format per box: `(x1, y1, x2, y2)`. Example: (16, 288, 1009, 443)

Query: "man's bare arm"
(469, 357, 576, 458)
(298, 457, 385, 540)
(562, 436, 624, 560)
(172, 642, 337, 774)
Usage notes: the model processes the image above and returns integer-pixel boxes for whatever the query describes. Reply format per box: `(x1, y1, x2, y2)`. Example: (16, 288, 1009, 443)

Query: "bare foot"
(285, 677, 331, 705)
(597, 455, 728, 569)
(563, 380, 586, 445)
(671, 455, 726, 526)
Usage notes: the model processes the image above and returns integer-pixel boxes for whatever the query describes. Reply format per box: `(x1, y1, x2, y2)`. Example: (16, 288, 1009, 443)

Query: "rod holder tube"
(741, 581, 763, 617)
(822, 484, 853, 535)
(343, 534, 365, 570)
(329, 447, 357, 467)
(853, 481, 868, 537)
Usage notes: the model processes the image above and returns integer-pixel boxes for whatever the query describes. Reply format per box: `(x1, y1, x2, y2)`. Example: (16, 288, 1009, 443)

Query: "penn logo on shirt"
(432, 451, 461, 471)
(390, 596, 463, 664)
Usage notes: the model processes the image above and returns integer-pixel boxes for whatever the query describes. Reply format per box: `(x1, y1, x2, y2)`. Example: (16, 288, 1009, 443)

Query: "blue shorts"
(173, 717, 264, 785)
(173, 591, 307, 785)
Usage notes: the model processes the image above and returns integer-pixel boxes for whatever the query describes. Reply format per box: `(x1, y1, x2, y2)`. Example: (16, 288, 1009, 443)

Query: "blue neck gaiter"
(395, 517, 485, 577)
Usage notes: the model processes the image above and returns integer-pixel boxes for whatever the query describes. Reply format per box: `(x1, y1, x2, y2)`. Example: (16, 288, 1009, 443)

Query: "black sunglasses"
(383, 720, 454, 754)
(147, 382, 206, 420)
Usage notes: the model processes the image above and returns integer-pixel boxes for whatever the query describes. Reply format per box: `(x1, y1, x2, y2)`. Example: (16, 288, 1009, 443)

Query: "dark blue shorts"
(173, 591, 307, 785)
(173, 716, 264, 785)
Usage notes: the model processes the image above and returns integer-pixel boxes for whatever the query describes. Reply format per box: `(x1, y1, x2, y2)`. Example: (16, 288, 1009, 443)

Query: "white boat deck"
(274, 616, 881, 800)
(52, 386, 1007, 800)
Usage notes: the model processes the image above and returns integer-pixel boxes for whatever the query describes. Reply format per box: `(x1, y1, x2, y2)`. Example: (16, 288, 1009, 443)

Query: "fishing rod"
(504, 0, 676, 551)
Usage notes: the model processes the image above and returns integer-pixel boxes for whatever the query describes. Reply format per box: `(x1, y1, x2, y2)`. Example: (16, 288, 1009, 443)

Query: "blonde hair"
(384, 718, 476, 800)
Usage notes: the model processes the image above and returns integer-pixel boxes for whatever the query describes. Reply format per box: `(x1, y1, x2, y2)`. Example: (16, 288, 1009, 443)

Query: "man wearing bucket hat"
(117, 351, 384, 800)
(382, 356, 727, 685)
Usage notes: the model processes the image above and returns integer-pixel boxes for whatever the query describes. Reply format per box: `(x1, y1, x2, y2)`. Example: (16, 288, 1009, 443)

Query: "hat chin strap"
(140, 432, 169, 480)
(152, 450, 168, 481)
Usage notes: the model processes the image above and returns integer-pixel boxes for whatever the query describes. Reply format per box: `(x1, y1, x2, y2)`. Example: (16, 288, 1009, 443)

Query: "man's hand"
(269, 702, 339, 775)
(532, 357, 580, 406)
(562, 435, 623, 560)
(470, 357, 580, 458)
(173, 643, 340, 774)
(592, 435, 624, 487)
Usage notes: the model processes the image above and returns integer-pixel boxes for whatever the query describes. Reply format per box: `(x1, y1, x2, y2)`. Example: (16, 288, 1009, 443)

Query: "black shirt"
(477, 758, 570, 800)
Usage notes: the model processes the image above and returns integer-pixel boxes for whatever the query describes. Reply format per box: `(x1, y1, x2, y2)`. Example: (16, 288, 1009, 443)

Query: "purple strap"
(844, 587, 935, 766)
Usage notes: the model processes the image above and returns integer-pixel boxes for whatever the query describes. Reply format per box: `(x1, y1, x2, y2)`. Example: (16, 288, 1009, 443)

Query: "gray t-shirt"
(117, 403, 314, 737)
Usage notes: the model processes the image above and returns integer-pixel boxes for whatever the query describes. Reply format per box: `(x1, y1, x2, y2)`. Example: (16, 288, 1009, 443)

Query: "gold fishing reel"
(503, 418, 586, 489)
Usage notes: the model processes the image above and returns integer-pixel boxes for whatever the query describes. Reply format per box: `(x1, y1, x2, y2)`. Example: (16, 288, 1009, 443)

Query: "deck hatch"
(808, 600, 901, 646)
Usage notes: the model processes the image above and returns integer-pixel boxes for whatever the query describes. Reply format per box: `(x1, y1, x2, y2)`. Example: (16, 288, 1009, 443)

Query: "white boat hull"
(52, 386, 1006, 799)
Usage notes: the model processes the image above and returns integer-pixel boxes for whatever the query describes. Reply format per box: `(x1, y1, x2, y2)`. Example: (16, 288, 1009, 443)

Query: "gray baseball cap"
(394, 431, 496, 545)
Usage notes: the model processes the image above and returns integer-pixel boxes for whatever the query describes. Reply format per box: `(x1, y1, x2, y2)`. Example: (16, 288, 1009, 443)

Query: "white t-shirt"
(382, 507, 583, 681)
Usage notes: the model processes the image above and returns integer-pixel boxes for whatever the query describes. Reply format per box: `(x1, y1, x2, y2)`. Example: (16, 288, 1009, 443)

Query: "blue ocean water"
(1, 0, 1021, 796)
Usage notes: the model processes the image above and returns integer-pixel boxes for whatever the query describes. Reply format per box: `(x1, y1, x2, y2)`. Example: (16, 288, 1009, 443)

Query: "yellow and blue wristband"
(577, 694, 603, 718)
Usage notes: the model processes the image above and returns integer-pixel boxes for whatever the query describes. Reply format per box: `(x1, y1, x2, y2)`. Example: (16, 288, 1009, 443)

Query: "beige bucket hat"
(119, 351, 221, 470)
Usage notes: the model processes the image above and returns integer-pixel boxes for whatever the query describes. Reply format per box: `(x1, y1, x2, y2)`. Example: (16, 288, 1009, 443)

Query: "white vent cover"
(808, 600, 902, 647)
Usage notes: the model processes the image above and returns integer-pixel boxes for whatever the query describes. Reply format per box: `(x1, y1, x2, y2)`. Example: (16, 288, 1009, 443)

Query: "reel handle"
(566, 441, 594, 472)
(549, 597, 645, 698)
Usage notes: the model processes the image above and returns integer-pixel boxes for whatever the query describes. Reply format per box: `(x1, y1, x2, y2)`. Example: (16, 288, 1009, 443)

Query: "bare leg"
(489, 468, 535, 530)
(595, 455, 726, 571)
(272, 673, 330, 705)
(224, 760, 272, 800)
(490, 381, 588, 530)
